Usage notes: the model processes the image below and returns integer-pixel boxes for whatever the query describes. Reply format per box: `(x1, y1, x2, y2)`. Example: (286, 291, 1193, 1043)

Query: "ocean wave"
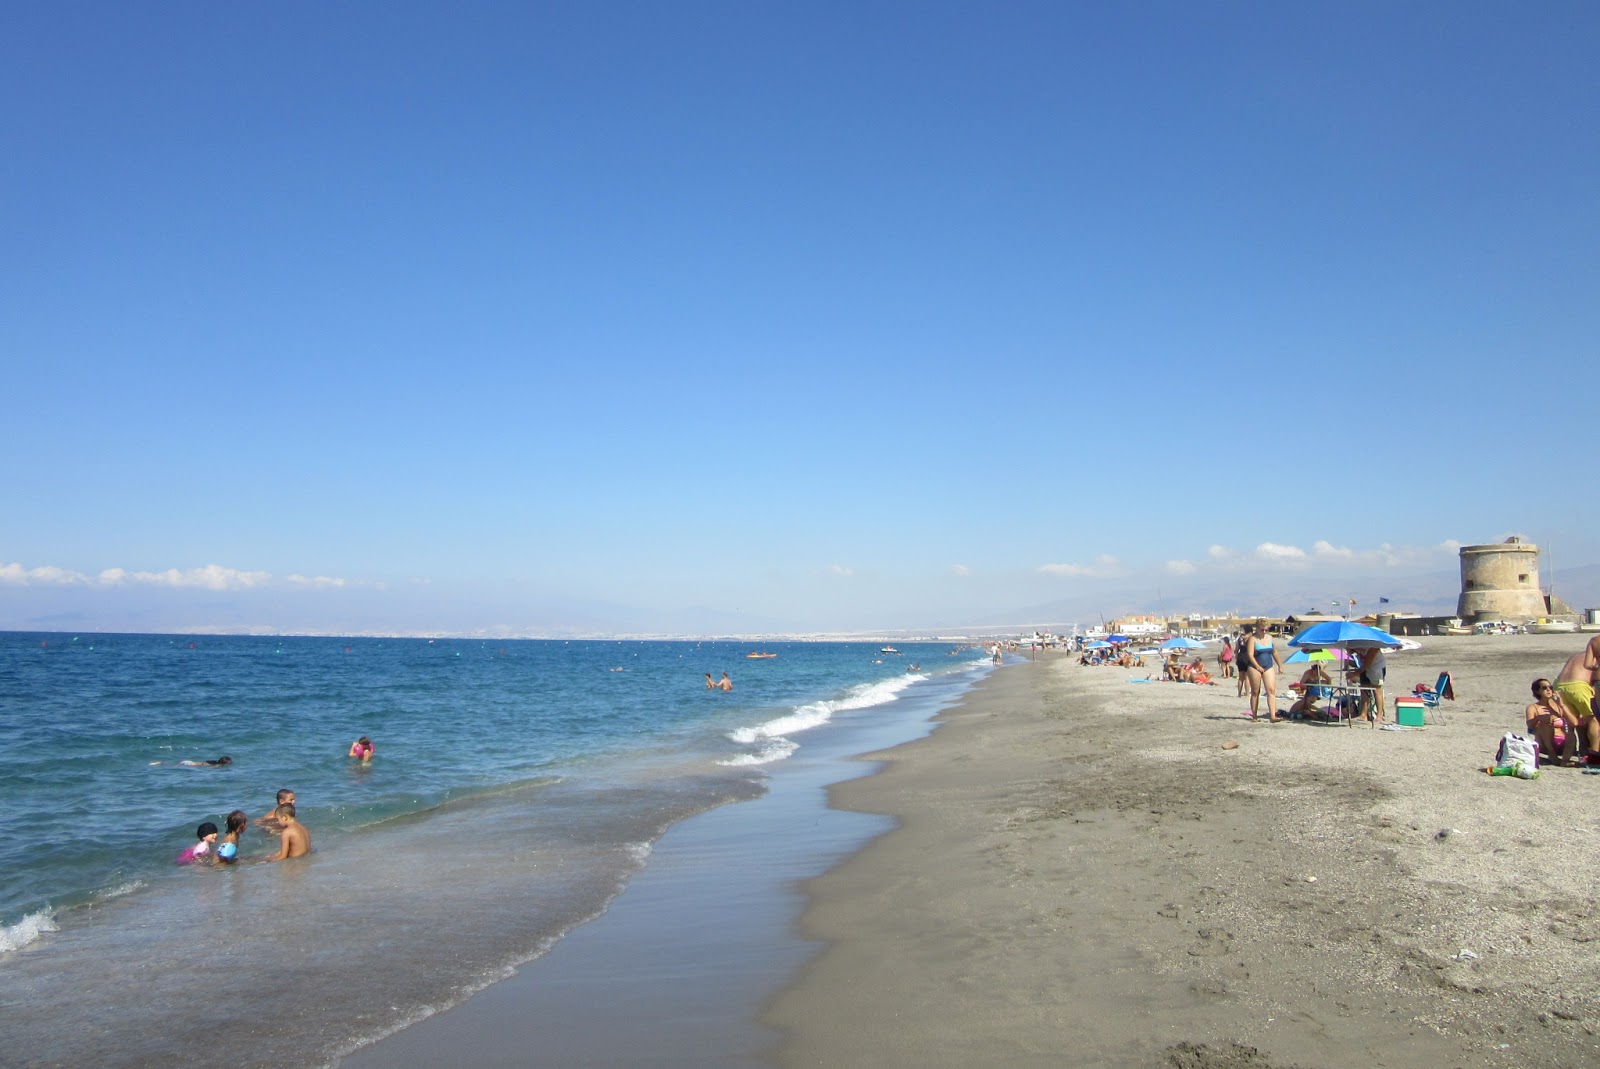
(716, 738, 799, 766)
(724, 673, 922, 754)
(1, 907, 58, 953)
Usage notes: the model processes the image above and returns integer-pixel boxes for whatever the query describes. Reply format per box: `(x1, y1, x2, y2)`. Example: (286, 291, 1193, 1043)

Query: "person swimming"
(348, 736, 374, 762)
(217, 810, 247, 863)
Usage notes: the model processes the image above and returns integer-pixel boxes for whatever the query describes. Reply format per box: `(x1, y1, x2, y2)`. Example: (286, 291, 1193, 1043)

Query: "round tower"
(1457, 538, 1546, 622)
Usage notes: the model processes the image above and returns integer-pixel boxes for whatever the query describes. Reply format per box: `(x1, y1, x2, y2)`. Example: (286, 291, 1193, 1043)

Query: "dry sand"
(763, 634, 1600, 1069)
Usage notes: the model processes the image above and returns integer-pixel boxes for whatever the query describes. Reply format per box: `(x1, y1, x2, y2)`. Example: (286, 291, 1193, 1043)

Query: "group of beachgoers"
(703, 672, 733, 691)
(1524, 635, 1600, 766)
(1077, 647, 1145, 668)
(173, 736, 375, 866)
(1227, 620, 1388, 724)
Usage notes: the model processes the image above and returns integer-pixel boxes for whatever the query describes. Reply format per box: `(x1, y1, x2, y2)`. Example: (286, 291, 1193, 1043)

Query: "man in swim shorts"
(1554, 635, 1600, 754)
(262, 803, 311, 862)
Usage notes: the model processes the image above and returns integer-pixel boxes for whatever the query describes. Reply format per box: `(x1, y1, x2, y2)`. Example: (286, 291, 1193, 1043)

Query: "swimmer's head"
(226, 810, 248, 835)
(276, 788, 295, 804)
(275, 803, 296, 820)
(357, 737, 371, 747)
(216, 756, 232, 766)
(196, 822, 219, 841)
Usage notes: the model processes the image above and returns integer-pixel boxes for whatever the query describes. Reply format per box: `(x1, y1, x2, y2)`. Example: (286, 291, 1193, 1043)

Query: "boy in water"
(256, 788, 295, 834)
(262, 803, 311, 862)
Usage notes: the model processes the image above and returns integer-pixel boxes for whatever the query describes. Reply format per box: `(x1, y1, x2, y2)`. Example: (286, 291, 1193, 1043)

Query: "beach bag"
(1494, 732, 1538, 771)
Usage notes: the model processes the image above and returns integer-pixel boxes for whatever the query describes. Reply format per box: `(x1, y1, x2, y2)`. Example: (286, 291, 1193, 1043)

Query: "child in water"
(217, 810, 248, 863)
(348, 736, 374, 762)
(177, 822, 219, 865)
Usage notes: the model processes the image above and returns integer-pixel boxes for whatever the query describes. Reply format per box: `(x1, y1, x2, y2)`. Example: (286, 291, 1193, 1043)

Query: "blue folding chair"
(1415, 671, 1454, 724)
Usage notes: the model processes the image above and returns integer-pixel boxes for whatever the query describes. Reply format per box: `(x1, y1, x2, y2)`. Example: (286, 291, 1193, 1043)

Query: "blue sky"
(3, 3, 1595, 635)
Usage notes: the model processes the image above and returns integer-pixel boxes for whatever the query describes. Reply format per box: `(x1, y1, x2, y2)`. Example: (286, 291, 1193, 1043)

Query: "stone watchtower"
(1457, 537, 1546, 622)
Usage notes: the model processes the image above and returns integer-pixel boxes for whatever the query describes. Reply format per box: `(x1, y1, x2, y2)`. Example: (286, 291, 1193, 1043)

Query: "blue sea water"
(0, 631, 992, 1068)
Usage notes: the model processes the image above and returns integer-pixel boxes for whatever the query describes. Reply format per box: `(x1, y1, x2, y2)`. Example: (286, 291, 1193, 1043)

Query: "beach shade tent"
(1159, 636, 1206, 651)
(1106, 634, 1131, 644)
(1288, 621, 1403, 651)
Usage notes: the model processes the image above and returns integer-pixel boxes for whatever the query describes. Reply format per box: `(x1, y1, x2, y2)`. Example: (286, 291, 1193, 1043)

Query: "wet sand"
(764, 635, 1600, 1068)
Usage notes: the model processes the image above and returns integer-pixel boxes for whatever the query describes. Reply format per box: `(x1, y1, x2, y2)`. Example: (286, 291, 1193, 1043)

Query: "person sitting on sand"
(262, 803, 311, 862)
(1183, 657, 1214, 685)
(1526, 678, 1580, 765)
(349, 736, 374, 762)
(257, 788, 295, 833)
(1289, 664, 1333, 719)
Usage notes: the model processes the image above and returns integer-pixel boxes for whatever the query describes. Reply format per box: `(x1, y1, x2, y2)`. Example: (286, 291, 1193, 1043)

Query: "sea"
(0, 631, 995, 1068)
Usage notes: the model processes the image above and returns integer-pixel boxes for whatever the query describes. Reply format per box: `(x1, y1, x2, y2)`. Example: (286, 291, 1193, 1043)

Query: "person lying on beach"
(217, 810, 248, 863)
(349, 736, 374, 762)
(177, 822, 219, 865)
(257, 788, 295, 833)
(1181, 657, 1215, 685)
(261, 803, 311, 862)
(1527, 678, 1580, 765)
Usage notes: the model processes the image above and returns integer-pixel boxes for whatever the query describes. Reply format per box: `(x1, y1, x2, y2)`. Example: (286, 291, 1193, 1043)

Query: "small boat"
(744, 651, 778, 659)
(880, 646, 899, 654)
(1435, 619, 1471, 636)
(1529, 619, 1579, 635)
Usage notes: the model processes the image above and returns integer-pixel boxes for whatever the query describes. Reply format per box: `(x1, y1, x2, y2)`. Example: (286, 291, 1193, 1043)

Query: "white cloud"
(287, 574, 348, 588)
(1312, 540, 1354, 560)
(950, 564, 971, 577)
(1, 562, 91, 585)
(1207, 545, 1232, 560)
(2, 560, 354, 592)
(1165, 560, 1197, 575)
(823, 564, 855, 578)
(1254, 542, 1309, 564)
(1039, 554, 1120, 578)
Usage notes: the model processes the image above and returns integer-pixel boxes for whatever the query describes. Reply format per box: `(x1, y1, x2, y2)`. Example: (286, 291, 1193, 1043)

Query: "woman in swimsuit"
(1244, 620, 1285, 722)
(1526, 678, 1578, 765)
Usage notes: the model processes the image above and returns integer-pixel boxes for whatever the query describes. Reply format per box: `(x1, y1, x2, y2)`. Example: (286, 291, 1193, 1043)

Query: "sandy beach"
(765, 634, 1600, 1068)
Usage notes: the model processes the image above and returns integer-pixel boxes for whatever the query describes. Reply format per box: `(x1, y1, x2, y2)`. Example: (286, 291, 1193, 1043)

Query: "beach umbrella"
(1085, 641, 1113, 649)
(1284, 649, 1310, 664)
(1288, 621, 1402, 650)
(1159, 636, 1205, 651)
(1309, 649, 1348, 661)
(1107, 634, 1130, 644)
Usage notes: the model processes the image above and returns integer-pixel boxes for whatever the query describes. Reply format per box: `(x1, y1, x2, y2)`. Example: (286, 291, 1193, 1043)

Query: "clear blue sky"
(3, 3, 1595, 635)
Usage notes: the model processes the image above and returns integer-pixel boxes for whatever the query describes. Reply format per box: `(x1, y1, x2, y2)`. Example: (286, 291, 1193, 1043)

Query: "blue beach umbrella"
(1159, 636, 1205, 651)
(1284, 649, 1311, 664)
(1288, 621, 1402, 650)
(1086, 641, 1113, 649)
(1106, 634, 1130, 644)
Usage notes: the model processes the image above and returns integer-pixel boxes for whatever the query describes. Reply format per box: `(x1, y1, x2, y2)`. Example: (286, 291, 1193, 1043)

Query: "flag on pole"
(1379, 596, 1390, 604)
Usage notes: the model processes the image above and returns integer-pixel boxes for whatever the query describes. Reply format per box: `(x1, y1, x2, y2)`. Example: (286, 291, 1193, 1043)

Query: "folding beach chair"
(1413, 671, 1455, 725)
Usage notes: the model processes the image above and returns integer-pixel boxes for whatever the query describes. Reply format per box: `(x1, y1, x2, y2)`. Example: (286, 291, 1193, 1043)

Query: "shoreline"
(764, 636, 1600, 1068)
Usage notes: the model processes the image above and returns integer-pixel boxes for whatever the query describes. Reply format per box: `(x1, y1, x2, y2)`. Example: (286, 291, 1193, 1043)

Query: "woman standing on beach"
(1243, 620, 1285, 722)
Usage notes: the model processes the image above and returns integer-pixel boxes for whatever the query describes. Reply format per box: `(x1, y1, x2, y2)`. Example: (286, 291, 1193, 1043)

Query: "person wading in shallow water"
(718, 672, 733, 692)
(262, 803, 311, 862)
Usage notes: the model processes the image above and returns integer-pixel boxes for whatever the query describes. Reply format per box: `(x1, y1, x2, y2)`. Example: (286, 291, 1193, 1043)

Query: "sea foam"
(1, 907, 58, 953)
(726, 674, 921, 750)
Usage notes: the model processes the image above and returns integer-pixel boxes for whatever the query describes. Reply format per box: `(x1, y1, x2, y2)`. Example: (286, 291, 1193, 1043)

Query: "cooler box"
(1395, 697, 1427, 727)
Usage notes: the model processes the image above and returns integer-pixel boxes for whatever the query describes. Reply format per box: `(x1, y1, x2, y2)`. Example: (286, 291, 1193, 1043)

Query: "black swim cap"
(197, 822, 219, 838)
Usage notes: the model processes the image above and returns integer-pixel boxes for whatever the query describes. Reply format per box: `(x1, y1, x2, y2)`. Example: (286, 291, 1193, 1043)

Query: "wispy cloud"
(1181, 539, 1461, 575)
(2, 561, 354, 591)
(1039, 554, 1120, 578)
(821, 564, 855, 578)
(950, 564, 971, 577)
